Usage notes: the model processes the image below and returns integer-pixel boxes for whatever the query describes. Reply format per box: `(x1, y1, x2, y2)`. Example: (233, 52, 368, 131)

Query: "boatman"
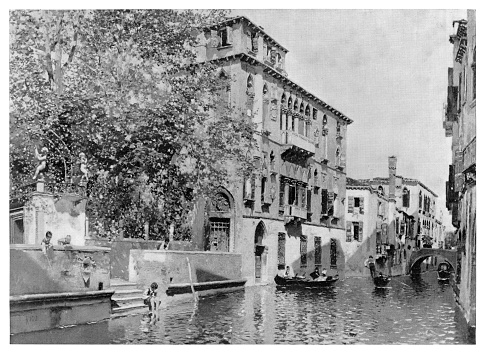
(364, 255, 376, 278)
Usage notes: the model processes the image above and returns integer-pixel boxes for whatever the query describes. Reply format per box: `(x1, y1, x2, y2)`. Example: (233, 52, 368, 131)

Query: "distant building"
(443, 10, 476, 333)
(346, 157, 442, 275)
(194, 16, 353, 285)
(344, 177, 390, 276)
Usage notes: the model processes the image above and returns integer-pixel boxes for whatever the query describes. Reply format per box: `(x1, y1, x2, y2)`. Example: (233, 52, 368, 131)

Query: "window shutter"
(346, 221, 352, 242)
(348, 196, 353, 213)
(359, 222, 363, 242)
(226, 26, 233, 44)
(359, 197, 364, 214)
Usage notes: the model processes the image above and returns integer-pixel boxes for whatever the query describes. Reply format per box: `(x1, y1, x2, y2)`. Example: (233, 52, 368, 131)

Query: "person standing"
(365, 255, 376, 278)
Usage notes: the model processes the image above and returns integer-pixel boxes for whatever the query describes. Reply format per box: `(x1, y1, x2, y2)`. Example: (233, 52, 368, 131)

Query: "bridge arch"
(407, 248, 457, 274)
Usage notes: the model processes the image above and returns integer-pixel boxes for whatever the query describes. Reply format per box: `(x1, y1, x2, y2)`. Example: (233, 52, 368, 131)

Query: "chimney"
(388, 156, 397, 201)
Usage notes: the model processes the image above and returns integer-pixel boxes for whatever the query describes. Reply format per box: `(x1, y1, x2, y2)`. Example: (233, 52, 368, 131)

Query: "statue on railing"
(78, 152, 88, 181)
(33, 146, 49, 181)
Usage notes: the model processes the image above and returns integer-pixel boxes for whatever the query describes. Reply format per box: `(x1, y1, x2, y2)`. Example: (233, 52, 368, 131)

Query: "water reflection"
(11, 272, 473, 344)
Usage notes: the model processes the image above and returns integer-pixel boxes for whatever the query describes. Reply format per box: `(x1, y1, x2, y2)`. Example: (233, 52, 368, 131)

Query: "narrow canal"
(12, 272, 473, 344)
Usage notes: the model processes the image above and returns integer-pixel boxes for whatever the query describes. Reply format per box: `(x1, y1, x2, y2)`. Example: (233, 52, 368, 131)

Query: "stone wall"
(128, 250, 242, 290)
(85, 238, 162, 280)
(10, 245, 111, 296)
(23, 193, 87, 246)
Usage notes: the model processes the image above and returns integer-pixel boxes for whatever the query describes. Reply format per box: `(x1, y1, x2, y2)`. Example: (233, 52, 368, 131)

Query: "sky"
(234, 9, 468, 229)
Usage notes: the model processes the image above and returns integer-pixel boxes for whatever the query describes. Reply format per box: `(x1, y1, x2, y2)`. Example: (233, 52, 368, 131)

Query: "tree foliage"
(10, 10, 256, 240)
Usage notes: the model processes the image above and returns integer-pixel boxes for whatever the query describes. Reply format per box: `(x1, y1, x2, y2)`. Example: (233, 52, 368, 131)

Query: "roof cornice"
(207, 16, 289, 53)
(216, 53, 353, 124)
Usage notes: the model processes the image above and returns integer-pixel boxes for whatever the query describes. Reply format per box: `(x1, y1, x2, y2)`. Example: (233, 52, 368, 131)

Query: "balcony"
(283, 204, 307, 219)
(280, 131, 315, 162)
(443, 120, 453, 137)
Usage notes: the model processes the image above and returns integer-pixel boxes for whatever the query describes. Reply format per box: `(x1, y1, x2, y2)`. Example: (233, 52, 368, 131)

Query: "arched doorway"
(254, 221, 267, 282)
(206, 189, 234, 252)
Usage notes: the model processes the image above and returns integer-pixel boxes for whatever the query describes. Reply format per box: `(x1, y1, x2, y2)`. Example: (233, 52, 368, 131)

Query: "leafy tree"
(10, 10, 256, 240)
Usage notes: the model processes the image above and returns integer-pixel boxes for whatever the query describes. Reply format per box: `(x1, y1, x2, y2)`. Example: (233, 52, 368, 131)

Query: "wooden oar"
(186, 257, 199, 302)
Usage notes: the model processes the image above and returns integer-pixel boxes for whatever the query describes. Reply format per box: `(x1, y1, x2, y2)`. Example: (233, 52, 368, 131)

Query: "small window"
(354, 197, 360, 208)
(353, 223, 360, 241)
(218, 27, 231, 47)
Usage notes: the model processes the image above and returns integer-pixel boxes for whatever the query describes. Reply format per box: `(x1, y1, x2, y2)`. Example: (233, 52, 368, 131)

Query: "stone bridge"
(407, 248, 457, 274)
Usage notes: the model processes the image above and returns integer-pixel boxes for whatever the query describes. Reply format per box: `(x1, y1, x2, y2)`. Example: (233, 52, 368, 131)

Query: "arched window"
(287, 95, 292, 109)
(280, 94, 286, 130)
(419, 191, 422, 209)
(305, 104, 310, 117)
(293, 98, 298, 111)
(263, 83, 268, 96)
(246, 74, 254, 94)
(335, 147, 341, 166)
(300, 101, 304, 114)
(314, 169, 318, 185)
(402, 187, 410, 208)
(378, 186, 384, 195)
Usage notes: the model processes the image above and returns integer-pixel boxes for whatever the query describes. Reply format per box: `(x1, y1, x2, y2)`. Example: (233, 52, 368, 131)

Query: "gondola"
(274, 275, 339, 288)
(437, 262, 451, 282)
(373, 275, 391, 288)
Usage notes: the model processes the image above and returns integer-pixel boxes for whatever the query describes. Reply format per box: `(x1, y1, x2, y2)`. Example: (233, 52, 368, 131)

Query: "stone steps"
(109, 279, 147, 318)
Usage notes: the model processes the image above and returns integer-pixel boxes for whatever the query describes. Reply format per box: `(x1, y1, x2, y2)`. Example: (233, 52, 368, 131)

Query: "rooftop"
(207, 16, 289, 53)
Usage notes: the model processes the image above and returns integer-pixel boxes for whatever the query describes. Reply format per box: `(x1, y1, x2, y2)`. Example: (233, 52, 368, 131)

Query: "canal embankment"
(10, 244, 113, 334)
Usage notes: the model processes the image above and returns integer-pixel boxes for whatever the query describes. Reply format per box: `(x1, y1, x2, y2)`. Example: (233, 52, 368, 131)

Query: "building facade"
(443, 10, 476, 332)
(344, 177, 390, 276)
(345, 157, 442, 276)
(195, 16, 353, 285)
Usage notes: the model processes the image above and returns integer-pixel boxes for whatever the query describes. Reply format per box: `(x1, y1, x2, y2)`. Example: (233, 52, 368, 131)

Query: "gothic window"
(305, 104, 310, 117)
(262, 84, 269, 124)
(322, 114, 328, 136)
(246, 74, 254, 94)
(313, 108, 317, 120)
(300, 101, 305, 114)
(293, 98, 298, 111)
(335, 147, 341, 166)
(314, 128, 320, 147)
(261, 177, 267, 204)
(288, 96, 292, 109)
(402, 187, 410, 208)
(321, 189, 328, 215)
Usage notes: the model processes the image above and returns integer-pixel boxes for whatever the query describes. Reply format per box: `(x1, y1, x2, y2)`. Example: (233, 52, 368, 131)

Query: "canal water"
(11, 271, 473, 344)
